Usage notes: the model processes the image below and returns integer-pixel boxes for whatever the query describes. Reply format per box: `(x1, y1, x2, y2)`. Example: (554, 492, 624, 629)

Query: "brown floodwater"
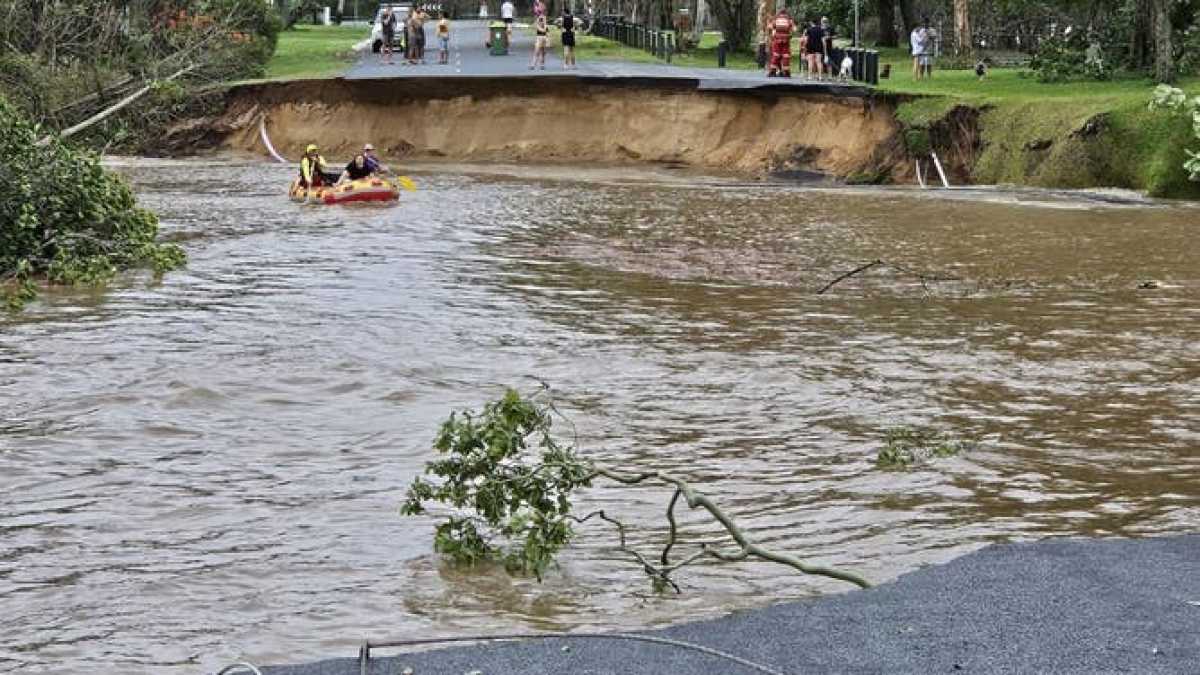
(1, 159, 1198, 674)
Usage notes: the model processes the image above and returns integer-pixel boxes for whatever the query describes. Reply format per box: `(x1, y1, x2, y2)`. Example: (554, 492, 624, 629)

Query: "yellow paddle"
(394, 175, 417, 191)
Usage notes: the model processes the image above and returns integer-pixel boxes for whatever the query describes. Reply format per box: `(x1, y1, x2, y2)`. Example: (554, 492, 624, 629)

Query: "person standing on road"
(766, 8, 795, 78)
(530, 13, 549, 69)
(819, 17, 836, 78)
(501, 0, 515, 40)
(437, 12, 451, 65)
(557, 8, 578, 69)
(414, 7, 428, 64)
(805, 19, 825, 80)
(479, 0, 488, 18)
(380, 7, 397, 65)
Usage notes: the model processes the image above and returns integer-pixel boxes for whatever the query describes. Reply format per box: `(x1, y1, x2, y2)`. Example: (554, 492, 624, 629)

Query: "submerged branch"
(589, 467, 871, 589)
(816, 259, 963, 295)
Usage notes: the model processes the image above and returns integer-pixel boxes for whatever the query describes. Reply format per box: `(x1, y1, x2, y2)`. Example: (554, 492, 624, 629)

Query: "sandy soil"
(206, 77, 906, 178)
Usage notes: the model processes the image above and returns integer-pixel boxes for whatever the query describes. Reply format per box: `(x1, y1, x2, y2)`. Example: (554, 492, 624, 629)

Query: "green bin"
(488, 21, 508, 55)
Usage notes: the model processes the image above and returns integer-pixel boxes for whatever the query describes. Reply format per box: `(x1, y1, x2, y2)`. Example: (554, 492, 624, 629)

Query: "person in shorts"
(530, 13, 549, 69)
(437, 12, 451, 64)
(804, 18, 824, 80)
(379, 7, 397, 65)
(558, 9, 578, 69)
(501, 0, 515, 40)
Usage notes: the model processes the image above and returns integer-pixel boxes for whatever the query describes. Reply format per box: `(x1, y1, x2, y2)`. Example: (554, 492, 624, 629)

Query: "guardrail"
(591, 16, 678, 63)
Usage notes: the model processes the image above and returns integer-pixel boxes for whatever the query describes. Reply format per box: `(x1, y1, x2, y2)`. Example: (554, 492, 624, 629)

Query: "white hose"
(259, 117, 288, 164)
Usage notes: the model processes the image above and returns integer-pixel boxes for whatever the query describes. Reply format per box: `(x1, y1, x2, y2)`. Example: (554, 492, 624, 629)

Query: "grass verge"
(263, 24, 364, 80)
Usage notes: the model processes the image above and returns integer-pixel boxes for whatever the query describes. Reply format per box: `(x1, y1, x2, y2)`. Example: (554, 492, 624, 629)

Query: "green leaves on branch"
(401, 389, 594, 580)
(876, 426, 972, 469)
(1149, 84, 1200, 181)
(403, 388, 873, 591)
(0, 97, 185, 310)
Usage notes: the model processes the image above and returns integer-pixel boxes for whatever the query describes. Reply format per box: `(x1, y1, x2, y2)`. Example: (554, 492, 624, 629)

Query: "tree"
(710, 0, 757, 51)
(953, 0, 972, 55)
(1152, 0, 1174, 82)
(876, 0, 898, 47)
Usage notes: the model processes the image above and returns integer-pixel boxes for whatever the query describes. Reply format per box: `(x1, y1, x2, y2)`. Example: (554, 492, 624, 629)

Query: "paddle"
(394, 175, 417, 191)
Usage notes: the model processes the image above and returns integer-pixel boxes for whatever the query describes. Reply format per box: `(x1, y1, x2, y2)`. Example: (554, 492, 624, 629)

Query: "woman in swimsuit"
(530, 14, 548, 70)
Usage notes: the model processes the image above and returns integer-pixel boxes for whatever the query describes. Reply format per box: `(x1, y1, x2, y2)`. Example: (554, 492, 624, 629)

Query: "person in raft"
(338, 154, 374, 184)
(766, 8, 796, 77)
(299, 144, 338, 187)
(362, 143, 390, 174)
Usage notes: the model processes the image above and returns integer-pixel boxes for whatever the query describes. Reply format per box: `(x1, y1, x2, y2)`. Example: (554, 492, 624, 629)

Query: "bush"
(0, 97, 185, 309)
(1029, 33, 1109, 83)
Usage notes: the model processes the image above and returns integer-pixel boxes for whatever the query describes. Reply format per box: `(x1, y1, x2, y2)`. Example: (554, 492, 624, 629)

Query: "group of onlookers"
(765, 11, 838, 80)
(379, 6, 452, 66)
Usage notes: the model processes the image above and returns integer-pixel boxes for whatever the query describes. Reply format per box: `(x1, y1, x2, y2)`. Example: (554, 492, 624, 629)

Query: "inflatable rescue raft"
(289, 177, 400, 205)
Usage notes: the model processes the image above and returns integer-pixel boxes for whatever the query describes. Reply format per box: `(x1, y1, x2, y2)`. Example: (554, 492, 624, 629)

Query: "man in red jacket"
(767, 8, 796, 78)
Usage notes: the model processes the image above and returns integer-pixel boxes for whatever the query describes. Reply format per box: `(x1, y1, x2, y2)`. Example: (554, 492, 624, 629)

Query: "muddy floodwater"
(2, 159, 1198, 674)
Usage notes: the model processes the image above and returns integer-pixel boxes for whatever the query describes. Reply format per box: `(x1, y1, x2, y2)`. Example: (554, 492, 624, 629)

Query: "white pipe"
(931, 151, 950, 188)
(915, 159, 926, 188)
(259, 117, 289, 164)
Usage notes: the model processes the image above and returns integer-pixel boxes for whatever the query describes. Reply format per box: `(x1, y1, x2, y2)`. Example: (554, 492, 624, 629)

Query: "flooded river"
(2, 159, 1198, 674)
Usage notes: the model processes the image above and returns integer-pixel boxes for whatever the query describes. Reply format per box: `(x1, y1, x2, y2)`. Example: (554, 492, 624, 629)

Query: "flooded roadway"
(1, 159, 1198, 673)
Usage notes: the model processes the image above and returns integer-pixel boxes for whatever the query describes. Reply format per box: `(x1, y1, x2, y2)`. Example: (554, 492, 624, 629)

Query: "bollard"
(866, 50, 879, 84)
(666, 34, 673, 62)
(717, 40, 727, 67)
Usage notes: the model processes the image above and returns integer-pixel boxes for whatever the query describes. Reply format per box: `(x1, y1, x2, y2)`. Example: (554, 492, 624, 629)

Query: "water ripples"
(1, 160, 1198, 673)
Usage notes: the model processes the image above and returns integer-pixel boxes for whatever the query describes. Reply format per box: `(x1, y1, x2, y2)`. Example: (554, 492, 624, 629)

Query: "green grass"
(263, 24, 364, 80)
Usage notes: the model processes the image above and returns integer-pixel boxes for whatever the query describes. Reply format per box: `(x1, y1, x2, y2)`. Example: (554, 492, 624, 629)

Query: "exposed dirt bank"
(189, 77, 908, 179)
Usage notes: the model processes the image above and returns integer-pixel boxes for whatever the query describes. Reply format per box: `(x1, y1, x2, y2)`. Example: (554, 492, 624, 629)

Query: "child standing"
(437, 13, 451, 65)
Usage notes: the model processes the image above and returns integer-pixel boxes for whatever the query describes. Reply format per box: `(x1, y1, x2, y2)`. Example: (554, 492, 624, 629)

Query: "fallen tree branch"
(816, 259, 883, 294)
(37, 65, 196, 146)
(816, 259, 962, 295)
(589, 468, 872, 589)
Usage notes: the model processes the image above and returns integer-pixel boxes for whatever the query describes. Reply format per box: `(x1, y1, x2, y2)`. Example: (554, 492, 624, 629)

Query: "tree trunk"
(898, 0, 917, 40)
(876, 0, 896, 47)
(953, 0, 970, 56)
(755, 0, 771, 46)
(693, 0, 707, 43)
(1130, 0, 1151, 69)
(710, 0, 754, 51)
(1151, 0, 1174, 82)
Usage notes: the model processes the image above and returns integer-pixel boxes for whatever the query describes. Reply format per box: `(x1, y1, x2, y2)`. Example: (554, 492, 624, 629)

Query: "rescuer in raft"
(767, 8, 796, 78)
(298, 144, 339, 187)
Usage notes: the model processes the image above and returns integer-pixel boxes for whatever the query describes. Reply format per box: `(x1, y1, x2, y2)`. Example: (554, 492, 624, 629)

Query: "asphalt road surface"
(260, 534, 1200, 675)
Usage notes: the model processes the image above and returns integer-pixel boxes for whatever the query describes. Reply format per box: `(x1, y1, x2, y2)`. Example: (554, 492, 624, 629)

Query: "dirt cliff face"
(210, 77, 905, 179)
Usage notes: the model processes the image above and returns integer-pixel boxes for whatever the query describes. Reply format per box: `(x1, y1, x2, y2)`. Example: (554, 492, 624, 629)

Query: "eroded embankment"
(191, 77, 908, 179)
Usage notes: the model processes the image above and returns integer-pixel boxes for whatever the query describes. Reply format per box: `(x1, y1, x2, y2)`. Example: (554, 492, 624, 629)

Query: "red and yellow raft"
(288, 177, 401, 205)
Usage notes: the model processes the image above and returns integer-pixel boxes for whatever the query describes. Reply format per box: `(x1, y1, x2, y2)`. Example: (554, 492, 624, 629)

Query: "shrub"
(0, 97, 185, 309)
(1029, 33, 1109, 83)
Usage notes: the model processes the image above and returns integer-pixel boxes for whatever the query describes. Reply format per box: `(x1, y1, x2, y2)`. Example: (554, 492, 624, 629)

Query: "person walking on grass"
(437, 12, 451, 65)
(558, 8, 578, 69)
(911, 21, 928, 80)
(530, 13, 549, 69)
